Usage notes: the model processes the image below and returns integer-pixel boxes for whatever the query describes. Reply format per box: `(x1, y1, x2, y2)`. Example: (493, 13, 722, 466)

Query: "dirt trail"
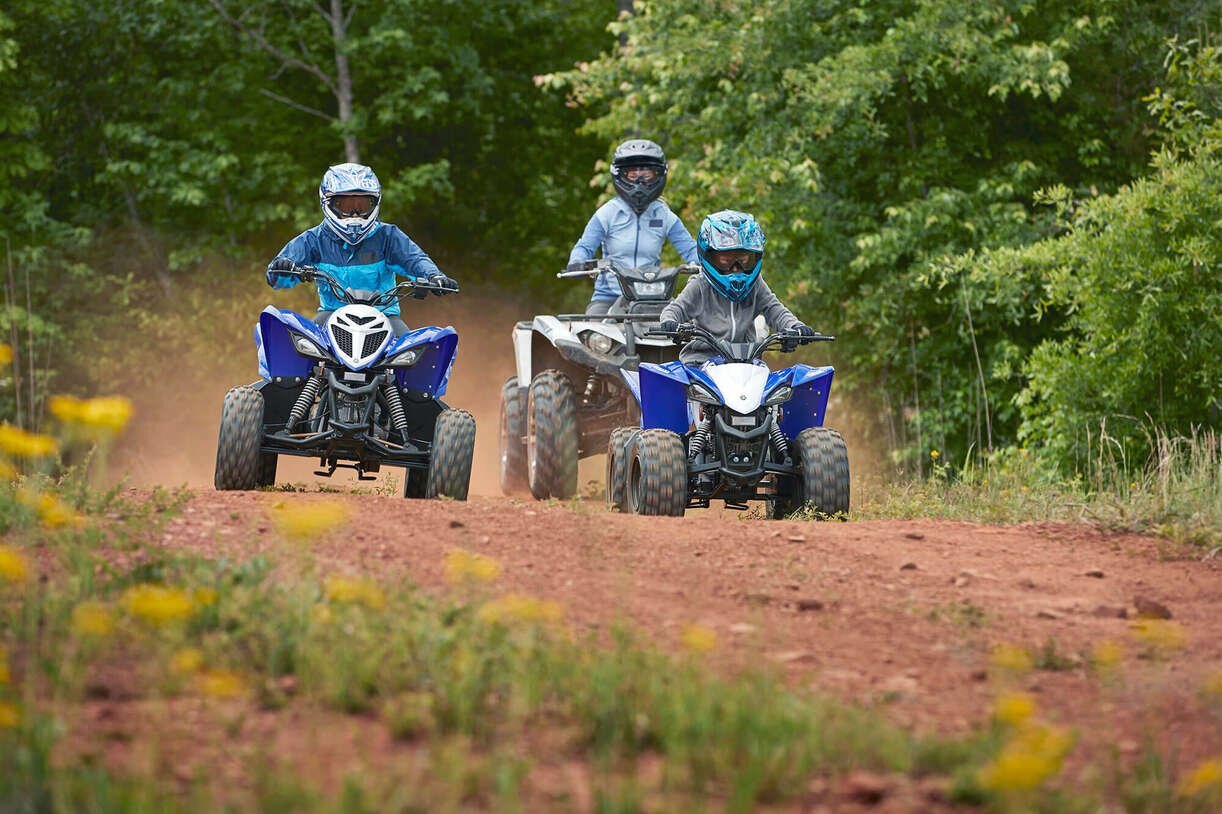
(151, 489, 1221, 773)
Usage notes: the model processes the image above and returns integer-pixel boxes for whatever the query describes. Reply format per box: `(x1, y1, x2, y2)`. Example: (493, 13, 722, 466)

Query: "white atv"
(498, 259, 696, 499)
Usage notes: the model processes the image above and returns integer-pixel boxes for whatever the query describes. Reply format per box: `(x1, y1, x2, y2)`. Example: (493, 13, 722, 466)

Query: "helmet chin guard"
(320, 163, 382, 245)
(610, 139, 667, 214)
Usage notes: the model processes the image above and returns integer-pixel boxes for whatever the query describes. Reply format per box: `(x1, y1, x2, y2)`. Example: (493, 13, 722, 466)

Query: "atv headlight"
(583, 331, 615, 354)
(763, 385, 794, 406)
(631, 280, 668, 297)
(386, 347, 422, 368)
(687, 381, 720, 405)
(291, 332, 330, 360)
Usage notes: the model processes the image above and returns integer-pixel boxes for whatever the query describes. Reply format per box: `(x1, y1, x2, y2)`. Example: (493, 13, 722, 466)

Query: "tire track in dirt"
(150, 490, 1222, 774)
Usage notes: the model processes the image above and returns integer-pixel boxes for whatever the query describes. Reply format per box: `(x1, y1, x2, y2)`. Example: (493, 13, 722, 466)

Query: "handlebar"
(557, 259, 699, 279)
(643, 322, 834, 362)
(284, 264, 458, 308)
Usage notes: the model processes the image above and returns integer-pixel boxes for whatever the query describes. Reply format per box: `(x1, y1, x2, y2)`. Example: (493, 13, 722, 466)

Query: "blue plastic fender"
(778, 365, 835, 439)
(256, 307, 328, 380)
(387, 326, 459, 396)
(639, 361, 698, 434)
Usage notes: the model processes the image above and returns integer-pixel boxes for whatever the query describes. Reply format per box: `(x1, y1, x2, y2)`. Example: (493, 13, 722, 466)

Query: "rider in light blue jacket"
(568, 140, 697, 315)
(266, 163, 457, 335)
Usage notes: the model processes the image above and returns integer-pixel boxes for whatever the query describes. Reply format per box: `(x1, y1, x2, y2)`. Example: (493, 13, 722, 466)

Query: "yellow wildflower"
(476, 593, 563, 627)
(993, 692, 1036, 728)
(324, 575, 386, 610)
(170, 647, 205, 675)
(1129, 619, 1188, 656)
(1089, 639, 1124, 675)
(989, 642, 1033, 677)
(48, 395, 133, 434)
(121, 584, 194, 626)
(192, 587, 218, 607)
(1203, 670, 1222, 701)
(309, 602, 333, 625)
(0, 461, 16, 481)
(71, 602, 116, 638)
(0, 344, 12, 365)
(17, 488, 86, 529)
(198, 669, 246, 698)
(443, 548, 502, 585)
(0, 545, 31, 583)
(0, 424, 57, 458)
(1178, 757, 1222, 797)
(978, 724, 1073, 792)
(930, 449, 940, 460)
(680, 623, 718, 654)
(268, 499, 348, 539)
(0, 701, 20, 728)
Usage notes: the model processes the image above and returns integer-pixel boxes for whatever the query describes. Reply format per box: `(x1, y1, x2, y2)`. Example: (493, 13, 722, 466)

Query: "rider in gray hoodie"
(659, 210, 816, 365)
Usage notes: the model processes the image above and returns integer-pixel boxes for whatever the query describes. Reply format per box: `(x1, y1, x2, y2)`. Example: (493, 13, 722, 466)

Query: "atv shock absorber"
(287, 371, 323, 431)
(768, 420, 789, 461)
(583, 373, 598, 403)
(382, 376, 409, 436)
(689, 412, 712, 462)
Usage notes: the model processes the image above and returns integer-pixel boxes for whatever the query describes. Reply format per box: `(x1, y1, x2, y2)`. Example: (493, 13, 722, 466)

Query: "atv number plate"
(343, 371, 367, 383)
(730, 415, 756, 427)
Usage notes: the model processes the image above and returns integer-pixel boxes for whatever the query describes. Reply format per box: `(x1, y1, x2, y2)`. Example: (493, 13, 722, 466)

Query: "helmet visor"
(708, 249, 761, 274)
(329, 194, 378, 218)
(622, 166, 659, 183)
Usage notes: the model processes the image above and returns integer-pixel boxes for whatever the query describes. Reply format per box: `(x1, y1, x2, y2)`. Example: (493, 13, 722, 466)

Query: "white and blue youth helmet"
(319, 163, 382, 245)
(696, 210, 766, 302)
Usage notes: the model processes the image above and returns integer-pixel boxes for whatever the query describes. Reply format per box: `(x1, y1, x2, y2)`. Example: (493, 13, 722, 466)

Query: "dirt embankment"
(151, 490, 1222, 773)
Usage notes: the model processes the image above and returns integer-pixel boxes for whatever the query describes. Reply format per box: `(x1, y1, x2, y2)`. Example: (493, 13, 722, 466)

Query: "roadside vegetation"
(2, 378, 1221, 811)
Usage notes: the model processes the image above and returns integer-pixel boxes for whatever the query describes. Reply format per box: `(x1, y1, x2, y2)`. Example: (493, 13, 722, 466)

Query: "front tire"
(498, 376, 528, 495)
(626, 429, 687, 517)
(606, 426, 637, 511)
(427, 409, 476, 500)
(526, 370, 578, 500)
(791, 428, 850, 518)
(215, 386, 265, 491)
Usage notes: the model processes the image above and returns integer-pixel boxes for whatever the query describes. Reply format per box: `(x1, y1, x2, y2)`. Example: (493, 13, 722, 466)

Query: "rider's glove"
(428, 273, 458, 296)
(781, 323, 816, 352)
(659, 320, 679, 335)
(266, 257, 296, 287)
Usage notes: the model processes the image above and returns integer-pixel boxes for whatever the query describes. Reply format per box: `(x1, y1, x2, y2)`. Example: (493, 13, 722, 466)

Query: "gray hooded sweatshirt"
(659, 274, 803, 365)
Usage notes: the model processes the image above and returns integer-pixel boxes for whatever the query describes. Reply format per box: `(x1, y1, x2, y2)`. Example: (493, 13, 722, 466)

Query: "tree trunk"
(329, 0, 360, 163)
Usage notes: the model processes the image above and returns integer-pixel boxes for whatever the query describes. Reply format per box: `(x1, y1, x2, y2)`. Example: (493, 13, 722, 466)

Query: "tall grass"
(851, 426, 1219, 546)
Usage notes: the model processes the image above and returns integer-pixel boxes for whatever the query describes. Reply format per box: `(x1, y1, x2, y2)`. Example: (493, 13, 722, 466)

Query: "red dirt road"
(151, 490, 1222, 774)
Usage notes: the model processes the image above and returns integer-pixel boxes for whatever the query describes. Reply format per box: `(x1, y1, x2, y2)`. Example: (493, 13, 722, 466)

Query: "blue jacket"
(269, 222, 441, 316)
(569, 198, 697, 302)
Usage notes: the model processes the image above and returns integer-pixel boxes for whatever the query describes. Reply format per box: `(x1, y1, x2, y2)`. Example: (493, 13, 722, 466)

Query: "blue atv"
(214, 266, 475, 499)
(608, 323, 849, 518)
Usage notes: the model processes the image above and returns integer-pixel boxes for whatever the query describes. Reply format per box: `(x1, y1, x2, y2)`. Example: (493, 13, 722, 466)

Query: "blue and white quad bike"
(213, 266, 475, 500)
(608, 323, 849, 518)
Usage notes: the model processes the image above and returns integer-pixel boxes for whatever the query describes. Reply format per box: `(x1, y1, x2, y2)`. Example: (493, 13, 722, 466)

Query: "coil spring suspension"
(382, 379, 409, 435)
(583, 373, 598, 403)
(768, 420, 789, 460)
(287, 373, 323, 431)
(689, 415, 712, 461)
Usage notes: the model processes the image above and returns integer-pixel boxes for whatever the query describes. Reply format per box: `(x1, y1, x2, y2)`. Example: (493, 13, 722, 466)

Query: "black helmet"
(610, 139, 667, 214)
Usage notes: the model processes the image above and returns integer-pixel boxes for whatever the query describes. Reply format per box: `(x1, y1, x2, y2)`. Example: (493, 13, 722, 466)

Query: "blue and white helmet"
(696, 210, 766, 302)
(319, 163, 382, 245)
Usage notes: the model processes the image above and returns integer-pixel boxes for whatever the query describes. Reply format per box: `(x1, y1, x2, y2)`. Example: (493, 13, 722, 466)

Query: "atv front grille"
(330, 325, 355, 357)
(362, 329, 389, 358)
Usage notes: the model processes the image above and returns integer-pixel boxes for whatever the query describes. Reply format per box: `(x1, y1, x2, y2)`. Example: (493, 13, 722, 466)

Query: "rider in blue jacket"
(266, 163, 457, 335)
(568, 139, 697, 315)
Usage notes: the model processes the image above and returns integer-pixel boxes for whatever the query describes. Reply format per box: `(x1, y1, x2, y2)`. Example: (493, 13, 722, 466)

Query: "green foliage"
(559, 0, 1215, 470)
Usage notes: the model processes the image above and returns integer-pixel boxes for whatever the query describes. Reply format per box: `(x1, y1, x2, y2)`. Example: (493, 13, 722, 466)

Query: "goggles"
(622, 166, 659, 183)
(708, 249, 761, 273)
(329, 194, 378, 218)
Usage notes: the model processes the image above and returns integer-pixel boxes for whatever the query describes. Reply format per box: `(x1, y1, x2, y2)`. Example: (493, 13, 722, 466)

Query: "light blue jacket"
(569, 198, 698, 302)
(269, 222, 441, 316)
